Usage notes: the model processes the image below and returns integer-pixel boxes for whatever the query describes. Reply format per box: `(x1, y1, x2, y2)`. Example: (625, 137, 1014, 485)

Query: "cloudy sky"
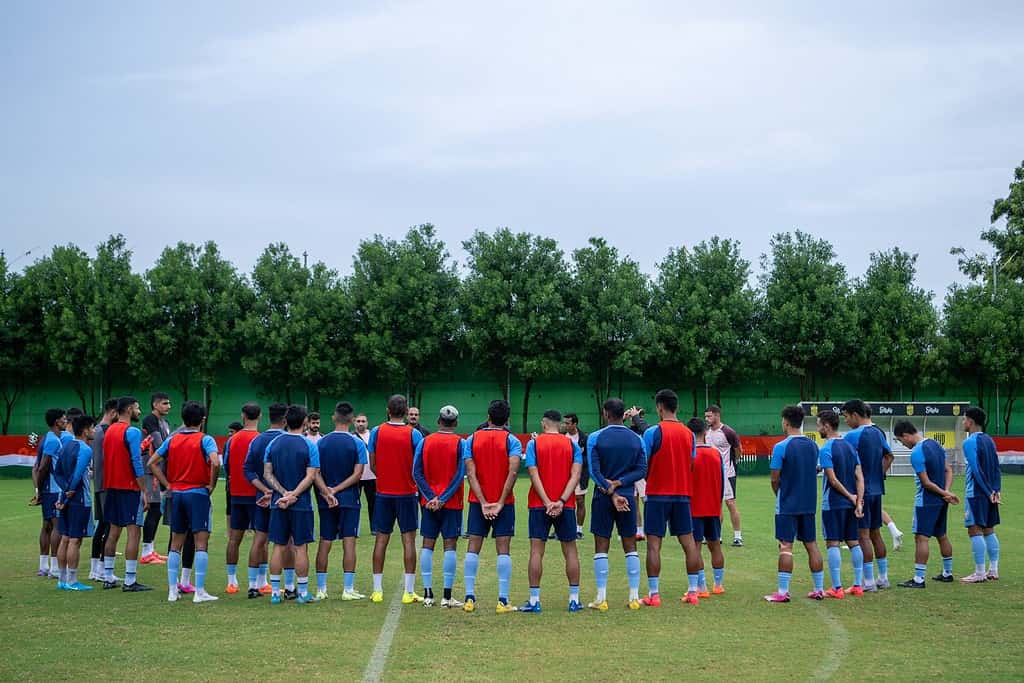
(3, 1, 1022, 300)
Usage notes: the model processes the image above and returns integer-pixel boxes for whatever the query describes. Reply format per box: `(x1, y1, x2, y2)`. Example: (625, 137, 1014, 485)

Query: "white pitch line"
(362, 584, 405, 683)
(807, 604, 849, 682)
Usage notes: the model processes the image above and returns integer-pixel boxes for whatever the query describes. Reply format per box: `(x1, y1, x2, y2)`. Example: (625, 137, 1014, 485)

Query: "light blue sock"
(713, 567, 724, 586)
(914, 563, 926, 581)
(697, 571, 707, 591)
(625, 552, 640, 592)
(270, 574, 281, 596)
(103, 556, 115, 581)
(59, 566, 68, 583)
(125, 559, 138, 586)
(258, 563, 268, 583)
(168, 550, 181, 589)
(297, 576, 308, 597)
(942, 556, 953, 576)
(778, 571, 792, 593)
(594, 553, 609, 591)
(569, 584, 579, 602)
(812, 570, 824, 592)
(316, 572, 327, 592)
(985, 533, 1000, 567)
(464, 552, 479, 598)
(876, 557, 888, 579)
(195, 551, 208, 590)
(344, 571, 355, 591)
(248, 565, 258, 588)
(496, 554, 512, 602)
(687, 573, 699, 593)
(971, 535, 987, 571)
(850, 545, 864, 586)
(647, 575, 660, 595)
(227, 563, 237, 582)
(529, 585, 540, 605)
(863, 561, 875, 583)
(443, 550, 457, 589)
(420, 548, 434, 590)
(284, 568, 295, 590)
(827, 546, 842, 589)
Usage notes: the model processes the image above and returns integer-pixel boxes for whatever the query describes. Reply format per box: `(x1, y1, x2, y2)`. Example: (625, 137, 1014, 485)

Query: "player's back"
(317, 431, 365, 507)
(418, 431, 464, 508)
(965, 432, 1002, 498)
(911, 439, 947, 507)
(226, 429, 260, 497)
(587, 425, 646, 490)
(244, 428, 282, 486)
(165, 430, 215, 491)
(643, 420, 695, 498)
(467, 427, 520, 503)
(526, 433, 578, 509)
(819, 438, 859, 511)
(691, 444, 724, 517)
(103, 421, 140, 491)
(772, 436, 818, 515)
(844, 426, 887, 496)
(371, 422, 419, 496)
(266, 433, 318, 509)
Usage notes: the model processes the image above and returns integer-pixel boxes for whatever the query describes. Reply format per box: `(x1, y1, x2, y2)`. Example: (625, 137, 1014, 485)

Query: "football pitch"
(1, 476, 1020, 682)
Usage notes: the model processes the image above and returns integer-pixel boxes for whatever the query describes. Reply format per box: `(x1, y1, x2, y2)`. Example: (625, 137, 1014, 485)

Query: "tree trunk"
(521, 377, 534, 433)
(285, 386, 292, 404)
(1003, 390, 1017, 436)
(977, 378, 985, 408)
(593, 381, 604, 428)
(692, 387, 699, 419)
(799, 374, 807, 401)
(205, 382, 214, 416)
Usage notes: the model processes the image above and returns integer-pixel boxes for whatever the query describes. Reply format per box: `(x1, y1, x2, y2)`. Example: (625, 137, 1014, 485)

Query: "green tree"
(351, 225, 460, 406)
(760, 231, 853, 400)
(462, 228, 578, 431)
(571, 237, 654, 424)
(0, 255, 45, 433)
(22, 245, 98, 410)
(132, 241, 250, 412)
(849, 248, 939, 400)
(979, 161, 1024, 280)
(651, 237, 761, 416)
(942, 278, 1024, 435)
(239, 244, 354, 407)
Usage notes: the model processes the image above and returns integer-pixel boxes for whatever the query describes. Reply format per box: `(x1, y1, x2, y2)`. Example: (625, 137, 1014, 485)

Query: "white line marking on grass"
(362, 584, 404, 683)
(807, 605, 849, 682)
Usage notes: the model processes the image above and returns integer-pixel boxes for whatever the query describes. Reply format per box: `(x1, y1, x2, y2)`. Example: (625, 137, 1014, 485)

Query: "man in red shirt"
(523, 410, 584, 613)
(368, 395, 424, 604)
(640, 389, 703, 606)
(688, 417, 726, 596)
(224, 402, 262, 595)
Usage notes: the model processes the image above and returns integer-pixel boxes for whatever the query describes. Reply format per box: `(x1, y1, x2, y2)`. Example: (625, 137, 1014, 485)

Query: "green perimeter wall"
(5, 361, 1019, 437)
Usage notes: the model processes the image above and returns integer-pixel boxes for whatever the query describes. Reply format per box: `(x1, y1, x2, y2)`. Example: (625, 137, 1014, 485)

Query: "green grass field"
(1, 475, 1021, 682)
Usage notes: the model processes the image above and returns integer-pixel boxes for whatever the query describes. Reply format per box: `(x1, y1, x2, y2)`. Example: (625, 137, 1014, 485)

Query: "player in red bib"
(368, 395, 425, 604)
(224, 402, 262, 595)
(523, 409, 584, 613)
(688, 417, 726, 596)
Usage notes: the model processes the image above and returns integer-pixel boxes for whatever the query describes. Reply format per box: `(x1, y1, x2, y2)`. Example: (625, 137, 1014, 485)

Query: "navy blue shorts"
(104, 489, 142, 528)
(373, 495, 419, 535)
(644, 498, 693, 538)
(40, 492, 59, 520)
(467, 501, 515, 538)
(319, 506, 361, 540)
(964, 497, 1000, 529)
(691, 516, 721, 543)
(268, 508, 315, 546)
(58, 504, 93, 539)
(420, 506, 463, 540)
(170, 492, 212, 534)
(528, 507, 577, 542)
(231, 500, 270, 533)
(822, 508, 859, 542)
(913, 504, 948, 538)
(857, 495, 883, 530)
(775, 513, 816, 543)
(590, 493, 637, 539)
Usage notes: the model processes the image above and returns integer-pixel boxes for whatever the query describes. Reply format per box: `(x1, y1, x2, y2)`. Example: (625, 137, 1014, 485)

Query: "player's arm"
(617, 431, 650, 490)
(823, 468, 856, 504)
(437, 446, 465, 505)
(65, 445, 92, 502)
(769, 442, 784, 494)
(147, 435, 173, 490)
(244, 442, 273, 496)
(943, 457, 954, 494)
(262, 445, 287, 497)
(337, 437, 368, 494)
(494, 435, 522, 510)
(203, 437, 220, 492)
(881, 434, 894, 474)
(963, 439, 993, 498)
(559, 442, 584, 503)
(37, 452, 53, 487)
(292, 466, 318, 498)
(588, 433, 611, 493)
(412, 439, 438, 502)
(367, 427, 379, 476)
(916, 469, 957, 503)
(126, 427, 149, 504)
(524, 441, 551, 505)
(726, 426, 743, 465)
(854, 464, 865, 504)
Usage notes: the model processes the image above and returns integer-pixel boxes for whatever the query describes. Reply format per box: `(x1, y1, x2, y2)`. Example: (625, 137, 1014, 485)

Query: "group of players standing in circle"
(31, 390, 1002, 611)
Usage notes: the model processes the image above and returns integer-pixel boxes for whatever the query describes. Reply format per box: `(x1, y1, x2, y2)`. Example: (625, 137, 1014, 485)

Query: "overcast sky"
(3, 1, 1022, 301)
